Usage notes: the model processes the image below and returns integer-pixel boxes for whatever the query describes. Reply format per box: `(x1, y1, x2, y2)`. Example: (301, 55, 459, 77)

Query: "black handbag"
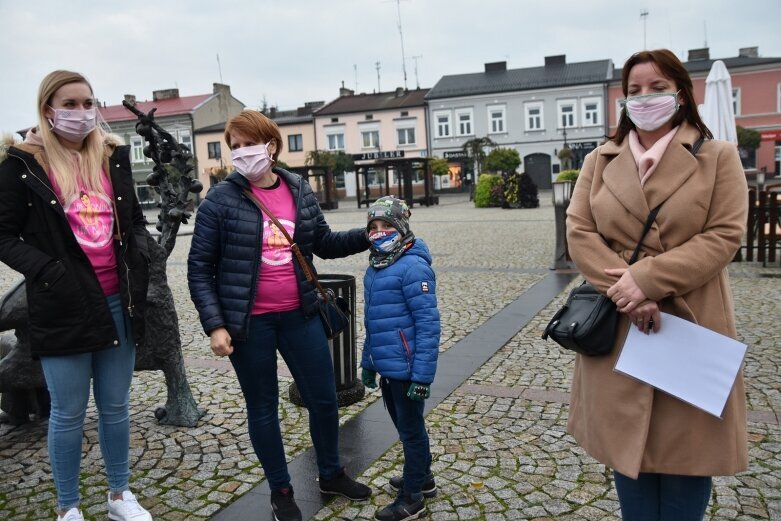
(243, 190, 350, 340)
(542, 204, 662, 356)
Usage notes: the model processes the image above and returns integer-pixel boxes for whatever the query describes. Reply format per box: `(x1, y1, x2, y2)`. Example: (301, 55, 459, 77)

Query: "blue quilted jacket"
(361, 239, 440, 384)
(187, 168, 369, 340)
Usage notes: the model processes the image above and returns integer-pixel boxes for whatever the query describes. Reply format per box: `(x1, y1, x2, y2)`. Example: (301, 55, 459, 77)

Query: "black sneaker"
(270, 486, 302, 521)
(319, 467, 372, 500)
(374, 494, 427, 521)
(388, 474, 437, 498)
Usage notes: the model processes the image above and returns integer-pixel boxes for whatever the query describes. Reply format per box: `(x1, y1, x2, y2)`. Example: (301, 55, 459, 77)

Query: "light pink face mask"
(622, 91, 680, 132)
(48, 108, 97, 142)
(231, 143, 273, 182)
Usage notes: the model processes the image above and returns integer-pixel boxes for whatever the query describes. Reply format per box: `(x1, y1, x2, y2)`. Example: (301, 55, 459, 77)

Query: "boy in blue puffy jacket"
(361, 196, 441, 521)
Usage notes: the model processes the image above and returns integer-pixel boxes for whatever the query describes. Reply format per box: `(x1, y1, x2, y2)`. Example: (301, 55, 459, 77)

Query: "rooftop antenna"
(395, 0, 408, 90)
(704, 20, 708, 47)
(408, 55, 422, 89)
(354, 64, 358, 92)
(640, 9, 649, 49)
(216, 53, 224, 84)
(376, 61, 381, 92)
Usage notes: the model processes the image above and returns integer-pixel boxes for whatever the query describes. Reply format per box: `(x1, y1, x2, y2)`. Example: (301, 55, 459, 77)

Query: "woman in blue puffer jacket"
(360, 196, 440, 521)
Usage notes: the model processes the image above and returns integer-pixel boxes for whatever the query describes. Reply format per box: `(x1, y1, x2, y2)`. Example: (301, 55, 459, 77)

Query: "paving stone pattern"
(0, 193, 779, 520)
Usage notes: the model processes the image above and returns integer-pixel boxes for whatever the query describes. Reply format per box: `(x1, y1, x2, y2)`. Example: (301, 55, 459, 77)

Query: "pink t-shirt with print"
(49, 170, 120, 296)
(250, 180, 300, 314)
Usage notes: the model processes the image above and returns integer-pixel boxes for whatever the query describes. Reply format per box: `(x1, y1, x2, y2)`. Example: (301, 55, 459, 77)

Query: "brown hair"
(224, 110, 283, 162)
(610, 49, 712, 144)
(36, 70, 108, 200)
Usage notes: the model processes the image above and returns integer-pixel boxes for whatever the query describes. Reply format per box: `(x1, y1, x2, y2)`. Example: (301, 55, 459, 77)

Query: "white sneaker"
(107, 491, 153, 521)
(57, 508, 84, 521)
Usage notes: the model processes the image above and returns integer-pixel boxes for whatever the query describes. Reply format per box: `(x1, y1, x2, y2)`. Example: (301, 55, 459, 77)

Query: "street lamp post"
(552, 180, 574, 270)
(757, 167, 766, 193)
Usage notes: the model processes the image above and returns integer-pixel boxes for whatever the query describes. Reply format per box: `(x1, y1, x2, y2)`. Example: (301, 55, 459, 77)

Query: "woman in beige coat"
(566, 49, 748, 521)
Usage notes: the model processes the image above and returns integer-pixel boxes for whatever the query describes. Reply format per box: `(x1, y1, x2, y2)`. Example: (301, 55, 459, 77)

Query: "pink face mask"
(622, 91, 680, 132)
(48, 108, 97, 142)
(231, 143, 273, 182)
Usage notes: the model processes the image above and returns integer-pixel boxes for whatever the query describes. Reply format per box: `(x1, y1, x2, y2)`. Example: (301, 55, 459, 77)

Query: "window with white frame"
(581, 97, 601, 127)
(778, 84, 781, 113)
(732, 88, 741, 116)
(558, 100, 577, 128)
(178, 130, 192, 152)
(361, 130, 380, 148)
(326, 131, 344, 151)
(455, 109, 473, 136)
(130, 136, 145, 163)
(524, 102, 544, 131)
(434, 111, 451, 138)
(397, 127, 416, 146)
(488, 105, 506, 133)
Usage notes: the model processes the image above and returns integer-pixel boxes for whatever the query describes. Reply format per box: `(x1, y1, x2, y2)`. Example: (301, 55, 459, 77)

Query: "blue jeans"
(380, 378, 432, 499)
(614, 471, 712, 521)
(229, 309, 341, 491)
(40, 294, 135, 511)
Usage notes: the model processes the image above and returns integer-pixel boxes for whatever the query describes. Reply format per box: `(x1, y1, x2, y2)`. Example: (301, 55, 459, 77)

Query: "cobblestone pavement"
(1, 193, 779, 520)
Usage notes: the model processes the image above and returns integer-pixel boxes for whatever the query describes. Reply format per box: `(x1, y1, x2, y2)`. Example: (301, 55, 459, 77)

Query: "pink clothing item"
(24, 127, 44, 146)
(628, 126, 680, 186)
(250, 180, 300, 315)
(48, 169, 120, 296)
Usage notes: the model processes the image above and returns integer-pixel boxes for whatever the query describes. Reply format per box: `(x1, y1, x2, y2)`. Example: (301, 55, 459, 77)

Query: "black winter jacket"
(187, 168, 369, 340)
(0, 141, 150, 357)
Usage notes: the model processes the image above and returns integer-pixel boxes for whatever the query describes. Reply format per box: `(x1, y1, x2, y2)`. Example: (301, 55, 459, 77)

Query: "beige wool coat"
(565, 123, 749, 478)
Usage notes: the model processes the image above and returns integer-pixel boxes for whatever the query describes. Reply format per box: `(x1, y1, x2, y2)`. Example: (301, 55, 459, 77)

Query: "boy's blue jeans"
(380, 378, 432, 499)
(229, 309, 342, 491)
(40, 294, 134, 511)
(614, 471, 712, 521)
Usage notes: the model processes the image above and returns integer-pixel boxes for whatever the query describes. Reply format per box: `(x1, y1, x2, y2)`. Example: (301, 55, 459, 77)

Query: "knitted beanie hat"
(366, 196, 411, 236)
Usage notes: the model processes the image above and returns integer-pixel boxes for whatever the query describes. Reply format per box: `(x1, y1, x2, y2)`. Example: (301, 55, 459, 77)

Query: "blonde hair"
(36, 70, 110, 200)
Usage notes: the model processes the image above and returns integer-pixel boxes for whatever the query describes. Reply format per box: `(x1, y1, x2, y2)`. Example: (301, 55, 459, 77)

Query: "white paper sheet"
(614, 312, 747, 418)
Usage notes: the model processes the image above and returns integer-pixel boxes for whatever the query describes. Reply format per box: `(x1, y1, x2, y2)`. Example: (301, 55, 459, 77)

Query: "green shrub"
(556, 169, 579, 182)
(474, 173, 504, 208)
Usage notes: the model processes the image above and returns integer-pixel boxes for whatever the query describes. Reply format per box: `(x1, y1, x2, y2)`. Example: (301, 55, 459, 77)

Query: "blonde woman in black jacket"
(0, 71, 152, 521)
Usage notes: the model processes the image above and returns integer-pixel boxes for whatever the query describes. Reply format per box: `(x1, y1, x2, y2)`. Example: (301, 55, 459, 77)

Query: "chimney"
(739, 46, 758, 58)
(395, 87, 405, 97)
(123, 94, 136, 105)
(213, 83, 231, 96)
(484, 61, 507, 73)
(544, 55, 566, 66)
(687, 48, 710, 61)
(152, 88, 180, 101)
(339, 86, 355, 97)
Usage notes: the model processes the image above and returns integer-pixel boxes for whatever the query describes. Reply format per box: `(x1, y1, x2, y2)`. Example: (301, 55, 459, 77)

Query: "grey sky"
(1, 0, 779, 136)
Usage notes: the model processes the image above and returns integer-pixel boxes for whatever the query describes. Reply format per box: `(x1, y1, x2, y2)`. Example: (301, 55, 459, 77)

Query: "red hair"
(224, 110, 283, 162)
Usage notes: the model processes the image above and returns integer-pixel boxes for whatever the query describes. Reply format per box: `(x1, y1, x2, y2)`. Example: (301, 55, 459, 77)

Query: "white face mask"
(48, 107, 97, 142)
(231, 143, 273, 182)
(622, 91, 680, 132)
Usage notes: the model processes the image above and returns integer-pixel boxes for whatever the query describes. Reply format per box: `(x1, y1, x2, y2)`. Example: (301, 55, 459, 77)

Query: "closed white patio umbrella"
(700, 60, 738, 144)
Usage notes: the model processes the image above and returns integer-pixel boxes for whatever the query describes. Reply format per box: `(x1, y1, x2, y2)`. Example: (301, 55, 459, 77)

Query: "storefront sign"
(352, 150, 405, 161)
(760, 130, 781, 141)
(569, 141, 598, 151)
(443, 150, 468, 160)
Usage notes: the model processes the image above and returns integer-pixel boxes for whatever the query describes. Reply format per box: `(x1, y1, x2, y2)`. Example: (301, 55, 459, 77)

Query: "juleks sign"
(352, 151, 405, 161)
(760, 130, 781, 142)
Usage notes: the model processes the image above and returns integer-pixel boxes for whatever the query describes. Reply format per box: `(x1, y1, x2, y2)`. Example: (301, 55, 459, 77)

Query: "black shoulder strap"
(690, 136, 705, 156)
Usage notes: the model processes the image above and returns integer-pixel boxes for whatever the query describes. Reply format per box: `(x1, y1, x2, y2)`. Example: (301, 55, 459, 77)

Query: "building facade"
(266, 101, 324, 168)
(608, 47, 781, 176)
(99, 83, 244, 203)
(425, 57, 613, 189)
(313, 87, 429, 198)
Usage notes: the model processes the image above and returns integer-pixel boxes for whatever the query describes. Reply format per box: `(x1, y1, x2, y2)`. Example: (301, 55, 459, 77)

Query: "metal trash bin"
(288, 274, 365, 407)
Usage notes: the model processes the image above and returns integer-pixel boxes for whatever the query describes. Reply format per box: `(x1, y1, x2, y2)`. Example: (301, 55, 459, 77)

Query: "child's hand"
(407, 382, 430, 401)
(361, 368, 378, 389)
